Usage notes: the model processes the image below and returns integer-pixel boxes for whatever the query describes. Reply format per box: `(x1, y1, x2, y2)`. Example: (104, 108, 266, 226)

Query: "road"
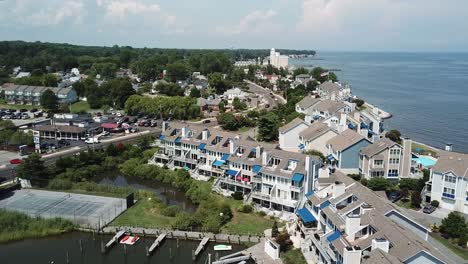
(0, 129, 161, 182)
(244, 80, 286, 108)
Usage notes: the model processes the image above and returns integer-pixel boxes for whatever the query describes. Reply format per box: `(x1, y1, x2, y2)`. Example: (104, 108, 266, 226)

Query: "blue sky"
(1, 0, 467, 51)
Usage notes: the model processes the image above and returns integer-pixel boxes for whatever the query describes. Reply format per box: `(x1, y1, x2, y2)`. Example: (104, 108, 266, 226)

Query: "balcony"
(220, 176, 253, 187)
(252, 191, 271, 200)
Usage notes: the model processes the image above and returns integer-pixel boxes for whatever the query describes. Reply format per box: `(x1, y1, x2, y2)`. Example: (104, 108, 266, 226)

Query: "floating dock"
(148, 233, 167, 254)
(194, 237, 210, 258)
(105, 230, 125, 249)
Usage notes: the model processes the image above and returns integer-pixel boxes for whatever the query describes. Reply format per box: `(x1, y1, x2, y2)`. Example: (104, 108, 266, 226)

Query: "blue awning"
(297, 207, 316, 224)
(226, 169, 239, 176)
(175, 137, 181, 143)
(159, 135, 166, 140)
(212, 160, 225, 167)
(221, 153, 230, 161)
(199, 143, 206, 150)
(348, 123, 356, 129)
(292, 173, 305, 183)
(305, 190, 315, 197)
(320, 200, 331, 209)
(327, 154, 336, 161)
(298, 144, 305, 150)
(368, 130, 375, 137)
(360, 123, 368, 129)
(327, 231, 341, 242)
(251, 148, 256, 153)
(252, 165, 262, 174)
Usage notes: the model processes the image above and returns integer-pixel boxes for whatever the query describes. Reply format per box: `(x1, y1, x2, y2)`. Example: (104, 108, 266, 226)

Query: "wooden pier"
(148, 233, 167, 254)
(105, 230, 125, 249)
(194, 237, 210, 259)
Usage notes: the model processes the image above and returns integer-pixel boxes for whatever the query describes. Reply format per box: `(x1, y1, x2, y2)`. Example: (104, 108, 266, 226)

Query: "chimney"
(333, 181, 346, 199)
(345, 214, 361, 241)
(262, 151, 269, 165)
(371, 238, 390, 253)
(162, 121, 169, 132)
(340, 113, 347, 127)
(181, 127, 187, 138)
(255, 146, 261, 158)
(202, 129, 209, 141)
(343, 246, 362, 264)
(229, 139, 238, 154)
(445, 143, 453, 152)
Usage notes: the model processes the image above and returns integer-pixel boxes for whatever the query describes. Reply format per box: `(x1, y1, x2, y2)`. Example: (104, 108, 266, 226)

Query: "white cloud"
(103, 0, 160, 21)
(216, 9, 280, 35)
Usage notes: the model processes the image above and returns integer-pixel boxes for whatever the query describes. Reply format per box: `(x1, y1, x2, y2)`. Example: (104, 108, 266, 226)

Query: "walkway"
(241, 240, 283, 264)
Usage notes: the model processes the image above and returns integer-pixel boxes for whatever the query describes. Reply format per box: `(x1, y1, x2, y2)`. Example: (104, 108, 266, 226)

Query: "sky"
(1, 0, 468, 51)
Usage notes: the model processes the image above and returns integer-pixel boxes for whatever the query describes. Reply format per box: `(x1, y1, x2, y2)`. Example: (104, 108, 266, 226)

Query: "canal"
(0, 232, 249, 264)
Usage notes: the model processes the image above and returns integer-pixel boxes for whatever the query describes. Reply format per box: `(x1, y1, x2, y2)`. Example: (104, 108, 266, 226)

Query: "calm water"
(97, 175, 197, 212)
(291, 52, 468, 152)
(0, 232, 248, 264)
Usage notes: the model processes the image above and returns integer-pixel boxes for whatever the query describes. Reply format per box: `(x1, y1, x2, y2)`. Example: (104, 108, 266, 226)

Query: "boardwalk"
(102, 226, 263, 244)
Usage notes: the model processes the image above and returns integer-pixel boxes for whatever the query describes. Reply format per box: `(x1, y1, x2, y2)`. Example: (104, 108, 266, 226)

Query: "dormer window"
(285, 159, 298, 171)
(212, 136, 223, 145)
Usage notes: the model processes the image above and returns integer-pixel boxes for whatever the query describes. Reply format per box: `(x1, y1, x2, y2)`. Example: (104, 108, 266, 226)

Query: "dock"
(194, 237, 210, 258)
(105, 230, 125, 248)
(148, 233, 167, 254)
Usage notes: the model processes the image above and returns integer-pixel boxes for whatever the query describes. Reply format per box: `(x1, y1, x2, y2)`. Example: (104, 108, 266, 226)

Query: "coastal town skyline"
(1, 0, 468, 52)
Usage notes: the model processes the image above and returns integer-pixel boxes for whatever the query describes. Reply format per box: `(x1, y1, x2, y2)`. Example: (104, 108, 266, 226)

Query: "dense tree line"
(125, 95, 200, 120)
(73, 78, 135, 109)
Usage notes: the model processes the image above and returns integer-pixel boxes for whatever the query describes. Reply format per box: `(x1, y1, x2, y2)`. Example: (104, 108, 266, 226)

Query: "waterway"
(0, 232, 248, 264)
(96, 174, 197, 212)
(290, 52, 468, 152)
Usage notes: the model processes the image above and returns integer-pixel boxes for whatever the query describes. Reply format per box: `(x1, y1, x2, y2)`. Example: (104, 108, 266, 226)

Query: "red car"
(10, 159, 23, 165)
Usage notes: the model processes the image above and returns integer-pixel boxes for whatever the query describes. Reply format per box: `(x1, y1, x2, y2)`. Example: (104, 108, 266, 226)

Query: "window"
(389, 158, 400, 164)
(466, 191, 468, 202)
(374, 160, 383, 166)
(388, 169, 399, 177)
(390, 149, 401, 155)
(371, 171, 384, 177)
(444, 175, 457, 183)
(443, 187, 455, 199)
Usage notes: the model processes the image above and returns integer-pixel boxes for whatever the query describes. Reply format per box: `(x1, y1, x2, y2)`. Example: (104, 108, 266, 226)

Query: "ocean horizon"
(290, 51, 468, 153)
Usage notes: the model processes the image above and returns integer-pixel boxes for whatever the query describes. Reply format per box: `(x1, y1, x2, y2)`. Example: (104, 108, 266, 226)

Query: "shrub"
(237, 204, 253, 213)
(347, 174, 361, 181)
(367, 177, 389, 191)
(172, 212, 198, 231)
(272, 221, 279, 238)
(440, 212, 468, 238)
(430, 200, 440, 208)
(231, 191, 244, 200)
(458, 234, 467, 247)
(399, 178, 422, 191)
(275, 232, 293, 252)
(160, 205, 179, 217)
(258, 211, 267, 217)
(360, 178, 368, 186)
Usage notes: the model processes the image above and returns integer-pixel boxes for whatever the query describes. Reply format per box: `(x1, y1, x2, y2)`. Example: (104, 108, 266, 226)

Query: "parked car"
(9, 158, 23, 165)
(30, 108, 38, 113)
(34, 112, 43, 118)
(202, 119, 211, 124)
(19, 108, 28, 113)
(386, 190, 402, 203)
(58, 139, 70, 146)
(85, 138, 100, 144)
(423, 205, 436, 214)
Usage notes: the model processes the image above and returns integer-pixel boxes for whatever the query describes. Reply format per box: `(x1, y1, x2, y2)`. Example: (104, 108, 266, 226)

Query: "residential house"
(295, 74, 313, 84)
(279, 117, 311, 152)
(0, 84, 78, 105)
(359, 138, 412, 180)
(317, 81, 351, 101)
(425, 149, 468, 214)
(296, 96, 321, 114)
(223, 87, 248, 101)
(293, 171, 450, 264)
(299, 122, 339, 154)
(193, 79, 208, 90)
(303, 99, 351, 124)
(326, 129, 372, 173)
(197, 97, 221, 113)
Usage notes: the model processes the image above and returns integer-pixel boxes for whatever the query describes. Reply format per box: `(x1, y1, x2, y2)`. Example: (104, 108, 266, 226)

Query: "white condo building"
(269, 48, 289, 68)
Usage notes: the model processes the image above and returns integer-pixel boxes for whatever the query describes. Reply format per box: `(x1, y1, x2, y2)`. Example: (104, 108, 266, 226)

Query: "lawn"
(111, 198, 174, 229)
(431, 233, 468, 260)
(238, 126, 253, 133)
(412, 142, 438, 157)
(282, 248, 307, 264)
(70, 101, 91, 113)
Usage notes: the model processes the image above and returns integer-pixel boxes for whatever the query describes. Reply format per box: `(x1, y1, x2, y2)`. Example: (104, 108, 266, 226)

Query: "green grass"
(221, 198, 274, 235)
(70, 101, 91, 113)
(111, 198, 174, 229)
(281, 248, 307, 264)
(412, 142, 438, 157)
(431, 233, 468, 260)
(238, 126, 253, 133)
(0, 103, 40, 110)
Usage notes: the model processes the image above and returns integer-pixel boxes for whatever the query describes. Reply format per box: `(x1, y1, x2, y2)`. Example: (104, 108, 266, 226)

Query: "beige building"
(299, 122, 339, 154)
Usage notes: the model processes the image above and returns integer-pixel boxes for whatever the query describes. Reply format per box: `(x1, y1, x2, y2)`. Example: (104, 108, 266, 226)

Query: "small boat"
(214, 245, 232, 251)
(120, 235, 140, 245)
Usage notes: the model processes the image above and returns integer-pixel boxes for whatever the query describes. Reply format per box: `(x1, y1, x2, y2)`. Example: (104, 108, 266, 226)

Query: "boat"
(119, 235, 140, 245)
(214, 245, 232, 251)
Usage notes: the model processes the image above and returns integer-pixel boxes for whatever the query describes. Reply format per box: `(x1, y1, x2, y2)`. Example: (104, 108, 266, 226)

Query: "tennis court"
(0, 189, 127, 229)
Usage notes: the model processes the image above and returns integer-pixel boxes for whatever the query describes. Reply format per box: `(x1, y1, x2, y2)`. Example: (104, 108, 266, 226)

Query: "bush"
(399, 178, 423, 192)
(160, 205, 180, 217)
(410, 191, 422, 208)
(347, 174, 361, 181)
(367, 177, 389, 191)
(360, 178, 368, 186)
(237, 204, 253, 213)
(172, 212, 198, 231)
(231, 191, 244, 200)
(275, 232, 293, 252)
(258, 211, 267, 217)
(272, 221, 279, 238)
(440, 212, 468, 238)
(458, 234, 468, 247)
(430, 200, 440, 208)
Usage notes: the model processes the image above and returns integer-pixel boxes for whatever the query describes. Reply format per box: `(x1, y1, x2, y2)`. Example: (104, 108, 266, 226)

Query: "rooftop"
(327, 129, 369, 152)
(432, 150, 468, 178)
(360, 138, 399, 157)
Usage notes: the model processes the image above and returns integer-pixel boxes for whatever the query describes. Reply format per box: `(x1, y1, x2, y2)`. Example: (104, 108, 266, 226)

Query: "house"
(266, 74, 279, 84)
(152, 122, 322, 213)
(32, 123, 99, 142)
(317, 81, 351, 101)
(425, 148, 468, 214)
(303, 99, 351, 123)
(193, 79, 208, 90)
(295, 74, 312, 83)
(279, 117, 310, 152)
(326, 129, 372, 173)
(293, 171, 450, 264)
(197, 97, 221, 112)
(299, 122, 339, 154)
(296, 96, 321, 114)
(0, 84, 78, 105)
(359, 138, 412, 181)
(223, 87, 248, 101)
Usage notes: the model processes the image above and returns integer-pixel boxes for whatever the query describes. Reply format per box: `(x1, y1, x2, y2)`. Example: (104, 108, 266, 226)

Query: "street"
(245, 80, 286, 108)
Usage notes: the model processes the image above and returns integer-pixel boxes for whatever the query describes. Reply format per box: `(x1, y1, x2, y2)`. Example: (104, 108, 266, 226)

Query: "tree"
(165, 62, 190, 82)
(440, 212, 468, 238)
(208, 72, 231, 94)
(232, 97, 247, 111)
(352, 98, 365, 107)
(218, 101, 226, 113)
(367, 177, 389, 191)
(16, 153, 47, 181)
(40, 89, 59, 112)
(257, 112, 279, 142)
(189, 87, 201, 98)
(410, 191, 422, 208)
(218, 113, 241, 131)
(137, 134, 154, 150)
(385, 129, 402, 143)
(43, 74, 59, 87)
(306, 80, 318, 91)
(275, 232, 293, 252)
(272, 221, 279, 238)
(293, 67, 309, 78)
(155, 82, 184, 96)
(311, 67, 338, 83)
(400, 187, 410, 200)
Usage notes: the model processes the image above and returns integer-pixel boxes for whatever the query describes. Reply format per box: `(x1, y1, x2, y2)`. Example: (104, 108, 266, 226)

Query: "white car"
(85, 138, 100, 144)
(116, 112, 123, 117)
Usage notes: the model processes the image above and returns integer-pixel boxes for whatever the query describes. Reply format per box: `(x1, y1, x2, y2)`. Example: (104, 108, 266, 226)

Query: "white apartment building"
(269, 48, 289, 68)
(152, 122, 322, 213)
(279, 117, 310, 152)
(291, 171, 450, 264)
(425, 149, 468, 214)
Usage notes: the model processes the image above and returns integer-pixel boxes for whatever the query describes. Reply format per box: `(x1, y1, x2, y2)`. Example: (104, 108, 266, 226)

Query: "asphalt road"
(245, 80, 284, 108)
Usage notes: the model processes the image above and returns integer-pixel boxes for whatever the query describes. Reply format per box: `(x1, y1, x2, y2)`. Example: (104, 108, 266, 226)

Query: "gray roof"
(360, 138, 399, 157)
(432, 150, 468, 178)
(296, 96, 320, 110)
(318, 82, 341, 94)
(279, 117, 308, 134)
(299, 122, 336, 141)
(308, 100, 346, 114)
(327, 129, 369, 152)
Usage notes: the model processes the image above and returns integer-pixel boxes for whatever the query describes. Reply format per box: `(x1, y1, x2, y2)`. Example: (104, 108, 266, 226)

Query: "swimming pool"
(412, 156, 437, 167)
